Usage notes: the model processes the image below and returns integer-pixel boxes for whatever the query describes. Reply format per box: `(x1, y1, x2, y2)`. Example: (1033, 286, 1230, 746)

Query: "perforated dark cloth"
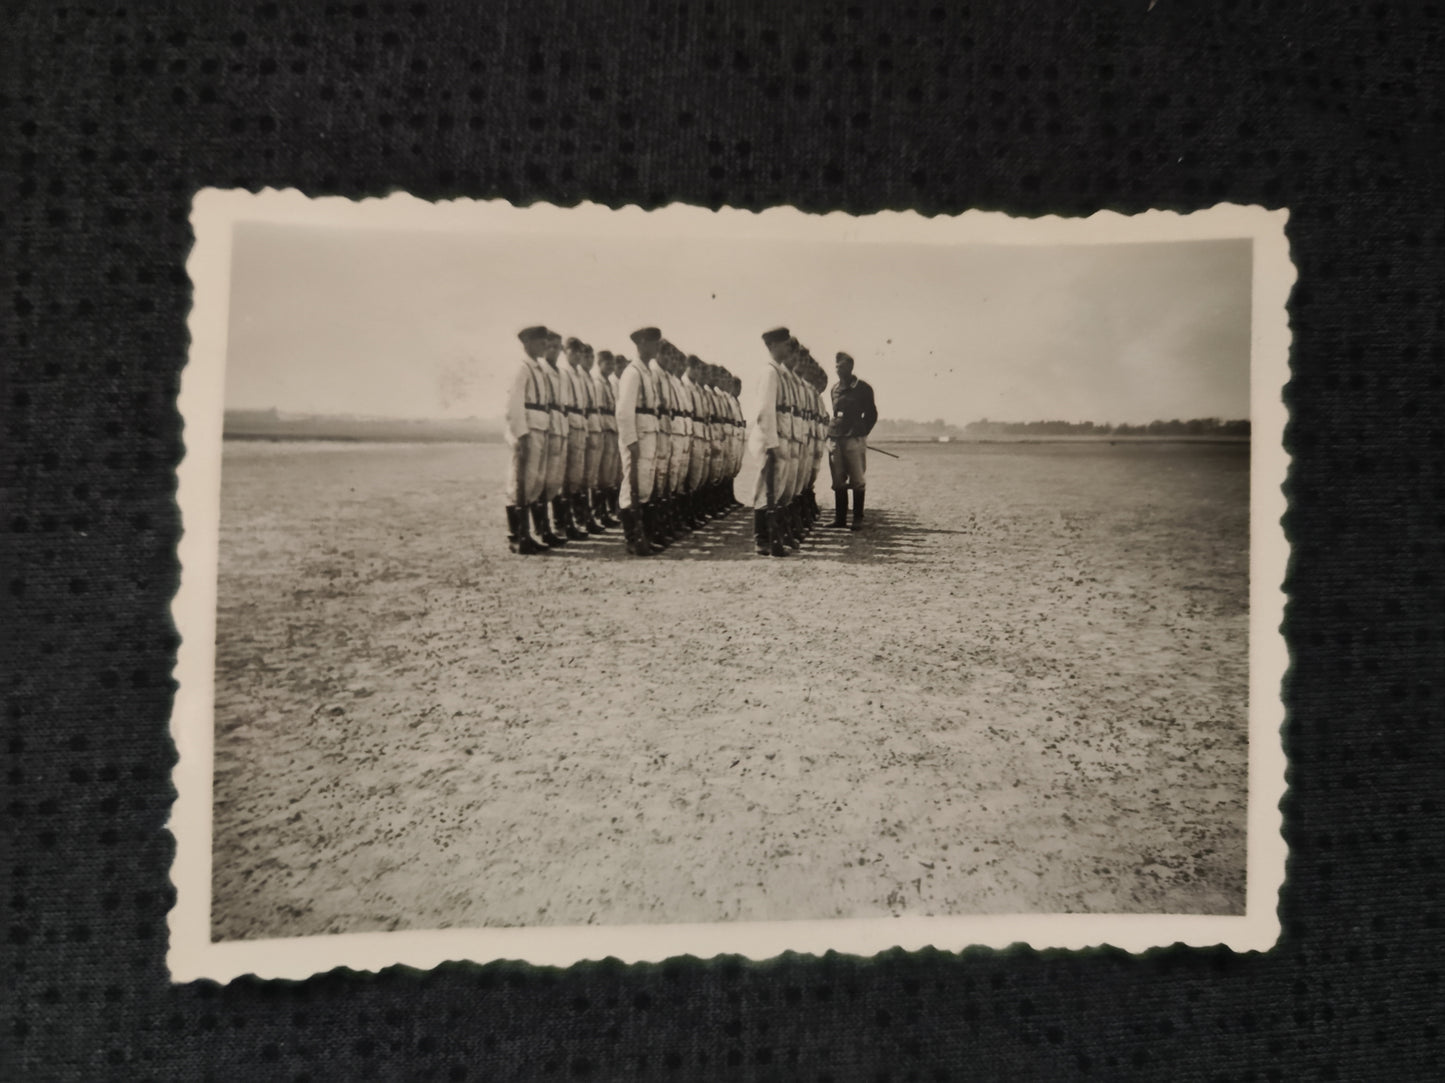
(4, 2, 1443, 1079)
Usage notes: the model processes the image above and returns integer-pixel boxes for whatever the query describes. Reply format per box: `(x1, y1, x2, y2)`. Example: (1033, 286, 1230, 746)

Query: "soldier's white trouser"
(654, 431, 672, 497)
(505, 435, 547, 506)
(619, 434, 657, 509)
(688, 436, 709, 490)
(751, 448, 784, 510)
(564, 425, 587, 492)
(542, 432, 567, 500)
(671, 430, 690, 492)
(583, 431, 603, 490)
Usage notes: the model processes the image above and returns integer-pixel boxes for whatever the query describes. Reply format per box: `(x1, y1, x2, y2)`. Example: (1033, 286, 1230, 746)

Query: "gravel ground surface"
(210, 439, 1249, 940)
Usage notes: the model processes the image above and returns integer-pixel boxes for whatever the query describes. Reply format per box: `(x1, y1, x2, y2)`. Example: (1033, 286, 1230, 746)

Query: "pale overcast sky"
(224, 220, 1251, 425)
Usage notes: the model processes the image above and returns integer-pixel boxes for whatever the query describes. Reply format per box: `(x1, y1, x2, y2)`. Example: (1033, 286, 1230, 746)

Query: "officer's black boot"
(753, 509, 770, 555)
(557, 495, 587, 541)
(532, 501, 564, 547)
(786, 502, 802, 548)
(828, 489, 848, 527)
(851, 487, 865, 531)
(507, 506, 542, 554)
(768, 508, 791, 556)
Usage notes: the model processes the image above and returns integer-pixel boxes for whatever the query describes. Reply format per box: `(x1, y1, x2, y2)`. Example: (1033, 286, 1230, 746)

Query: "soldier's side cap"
(630, 327, 662, 346)
(836, 351, 854, 364)
(565, 336, 585, 350)
(686, 354, 702, 366)
(518, 325, 549, 345)
(597, 349, 614, 359)
(761, 327, 790, 346)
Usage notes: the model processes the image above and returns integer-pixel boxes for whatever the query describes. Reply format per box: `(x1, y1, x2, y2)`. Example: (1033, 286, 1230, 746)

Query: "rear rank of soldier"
(505, 325, 746, 556)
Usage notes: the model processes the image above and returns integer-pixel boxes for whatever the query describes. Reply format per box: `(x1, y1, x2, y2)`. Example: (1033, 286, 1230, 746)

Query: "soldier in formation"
(508, 325, 745, 557)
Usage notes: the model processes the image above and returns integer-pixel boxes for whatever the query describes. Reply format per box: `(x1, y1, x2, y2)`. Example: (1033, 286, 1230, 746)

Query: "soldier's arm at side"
(505, 365, 531, 443)
(860, 381, 878, 436)
(616, 365, 641, 449)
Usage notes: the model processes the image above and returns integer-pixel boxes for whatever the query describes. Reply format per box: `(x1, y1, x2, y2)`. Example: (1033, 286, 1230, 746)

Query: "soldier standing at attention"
(574, 343, 609, 534)
(728, 371, 746, 508)
(532, 330, 569, 547)
(616, 328, 662, 556)
(809, 358, 830, 525)
(503, 326, 553, 554)
(593, 351, 622, 528)
(683, 355, 711, 526)
(667, 346, 696, 532)
(649, 339, 677, 546)
(828, 350, 878, 530)
(776, 337, 804, 549)
(556, 338, 592, 541)
(750, 328, 791, 557)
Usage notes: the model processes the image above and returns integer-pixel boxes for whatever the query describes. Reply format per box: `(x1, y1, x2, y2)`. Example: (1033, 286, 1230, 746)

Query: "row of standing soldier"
(503, 326, 747, 556)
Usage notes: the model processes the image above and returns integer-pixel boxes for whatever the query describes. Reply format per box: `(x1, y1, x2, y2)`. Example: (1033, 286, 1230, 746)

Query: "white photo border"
(168, 191, 1293, 983)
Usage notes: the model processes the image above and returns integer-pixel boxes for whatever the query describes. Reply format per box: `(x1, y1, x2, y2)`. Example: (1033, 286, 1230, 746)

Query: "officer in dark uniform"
(828, 351, 878, 530)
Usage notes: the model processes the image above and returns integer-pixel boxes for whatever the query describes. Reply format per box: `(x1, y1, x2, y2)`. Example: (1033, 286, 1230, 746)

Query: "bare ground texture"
(209, 439, 1249, 941)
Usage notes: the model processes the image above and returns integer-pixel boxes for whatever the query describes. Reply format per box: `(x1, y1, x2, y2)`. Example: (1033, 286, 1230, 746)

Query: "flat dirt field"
(209, 439, 1250, 941)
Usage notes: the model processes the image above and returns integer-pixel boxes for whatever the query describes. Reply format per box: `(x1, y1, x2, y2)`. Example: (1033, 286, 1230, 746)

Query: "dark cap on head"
(761, 327, 790, 346)
(545, 329, 562, 343)
(686, 354, 703, 368)
(630, 327, 662, 346)
(565, 336, 585, 351)
(836, 351, 854, 365)
(518, 325, 549, 345)
(597, 349, 614, 361)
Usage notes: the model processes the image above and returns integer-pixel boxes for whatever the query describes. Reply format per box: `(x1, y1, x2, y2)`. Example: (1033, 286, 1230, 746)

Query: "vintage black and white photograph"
(168, 193, 1289, 982)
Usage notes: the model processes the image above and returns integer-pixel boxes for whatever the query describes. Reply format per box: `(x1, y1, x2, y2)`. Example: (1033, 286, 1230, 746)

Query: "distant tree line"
(963, 417, 1251, 437)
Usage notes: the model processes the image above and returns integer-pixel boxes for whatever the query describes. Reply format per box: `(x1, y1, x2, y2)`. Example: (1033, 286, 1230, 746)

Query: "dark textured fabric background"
(4, 1, 1443, 1079)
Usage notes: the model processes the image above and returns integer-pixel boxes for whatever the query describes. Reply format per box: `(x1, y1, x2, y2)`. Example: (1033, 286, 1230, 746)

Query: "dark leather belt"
(636, 407, 656, 415)
(524, 402, 547, 410)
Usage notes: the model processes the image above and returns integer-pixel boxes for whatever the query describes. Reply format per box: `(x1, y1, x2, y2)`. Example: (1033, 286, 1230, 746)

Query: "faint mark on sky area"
(437, 354, 482, 413)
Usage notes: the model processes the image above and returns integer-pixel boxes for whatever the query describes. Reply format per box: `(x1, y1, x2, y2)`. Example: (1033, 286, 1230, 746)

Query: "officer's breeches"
(829, 436, 867, 490)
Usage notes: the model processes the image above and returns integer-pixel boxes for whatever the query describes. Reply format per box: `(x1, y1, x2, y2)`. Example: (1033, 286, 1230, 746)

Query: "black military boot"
(753, 509, 769, 555)
(532, 501, 564, 547)
(507, 506, 542, 554)
(767, 508, 791, 556)
(556, 495, 587, 541)
(578, 491, 606, 535)
(646, 501, 664, 545)
(851, 488, 865, 531)
(620, 507, 649, 556)
(597, 489, 620, 528)
(784, 502, 802, 548)
(828, 489, 848, 527)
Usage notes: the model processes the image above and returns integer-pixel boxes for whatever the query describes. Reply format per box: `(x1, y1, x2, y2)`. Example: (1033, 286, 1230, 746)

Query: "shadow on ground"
(534, 505, 953, 565)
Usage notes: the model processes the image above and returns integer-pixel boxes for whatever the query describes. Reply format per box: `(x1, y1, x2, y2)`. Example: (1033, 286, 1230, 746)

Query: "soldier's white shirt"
(506, 356, 549, 443)
(615, 358, 655, 446)
(746, 359, 784, 454)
